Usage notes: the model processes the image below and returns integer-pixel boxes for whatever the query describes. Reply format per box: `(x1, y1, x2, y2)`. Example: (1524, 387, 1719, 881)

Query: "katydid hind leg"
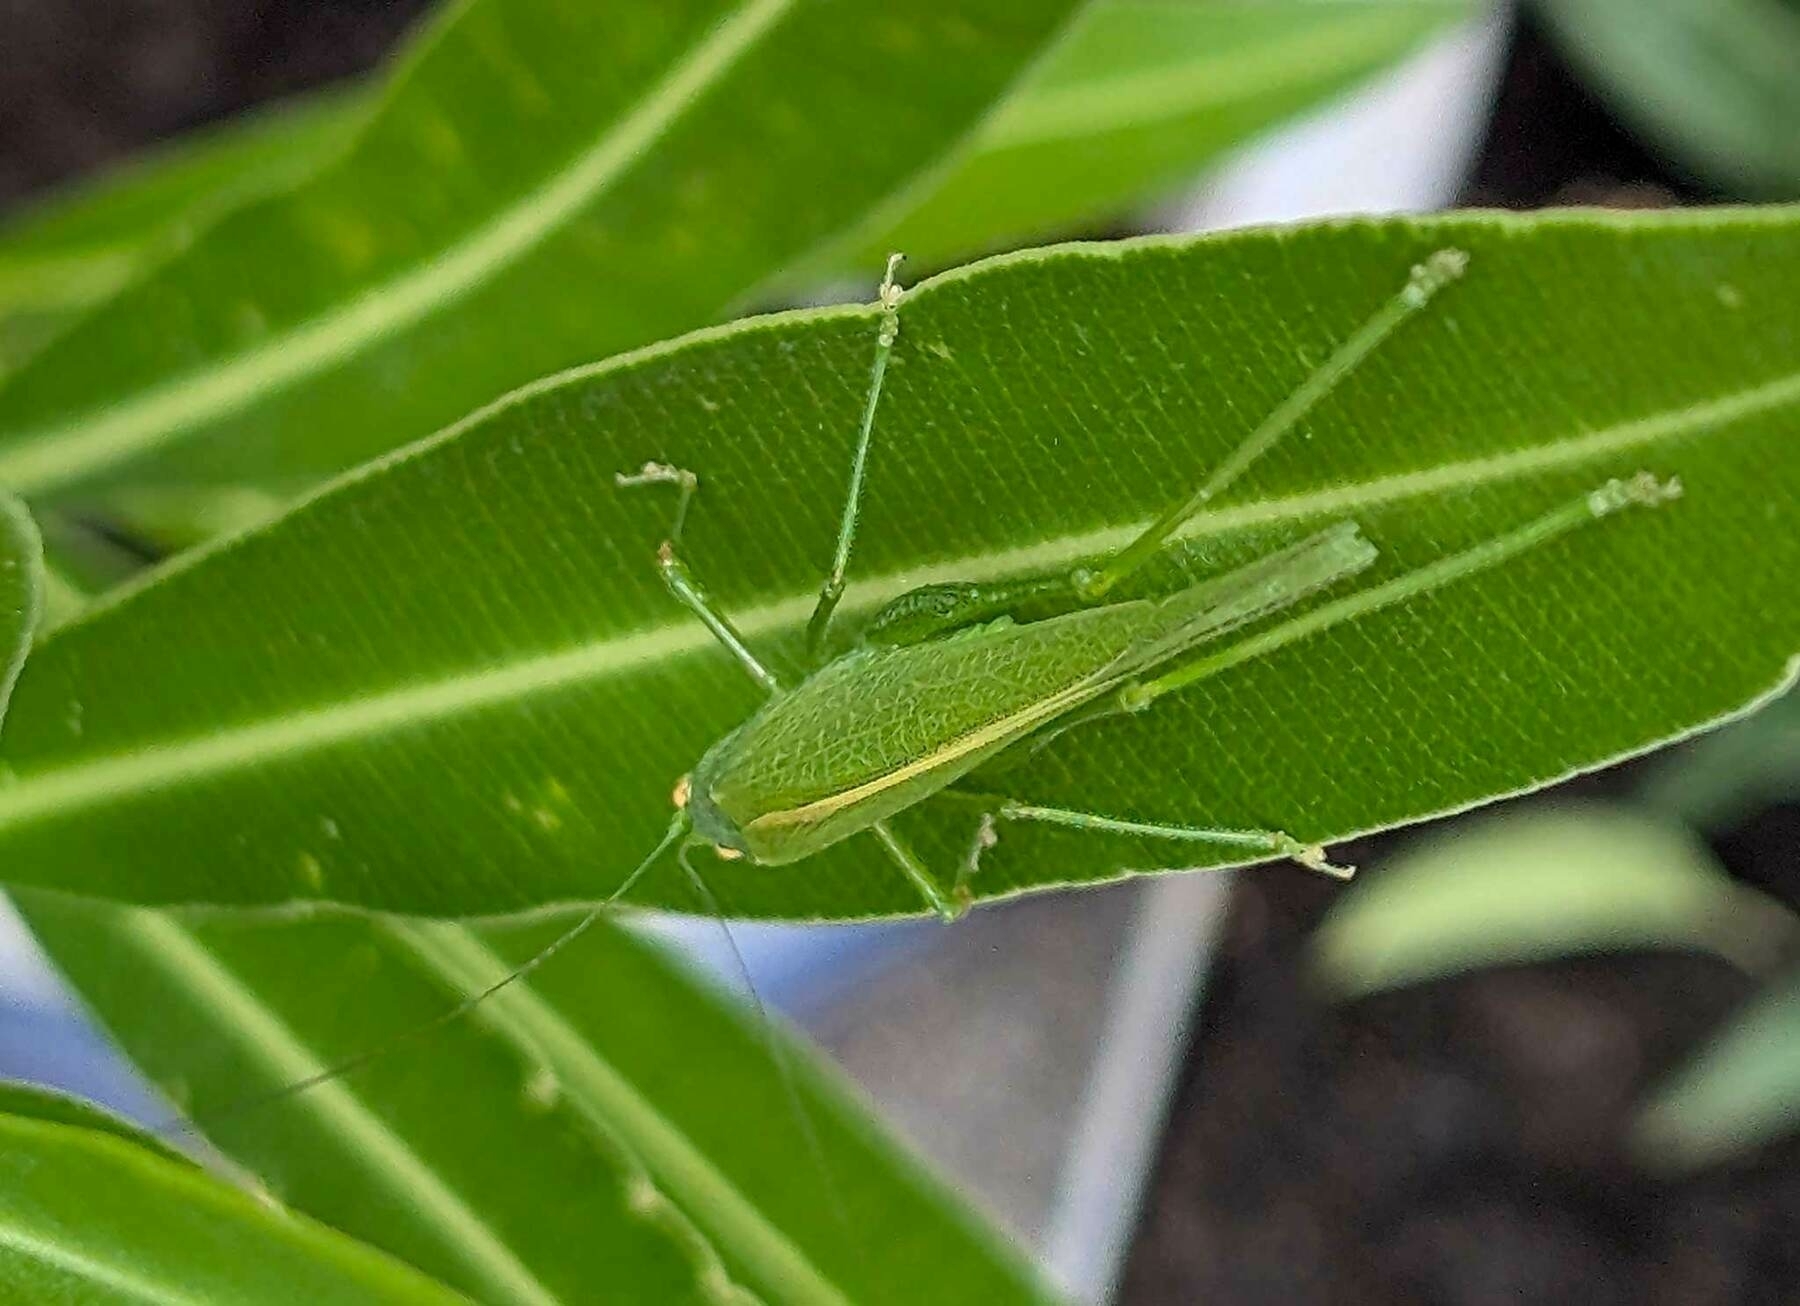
(966, 798, 1349, 880)
(616, 462, 785, 695)
(806, 253, 907, 662)
(1115, 473, 1683, 717)
(1074, 249, 1470, 602)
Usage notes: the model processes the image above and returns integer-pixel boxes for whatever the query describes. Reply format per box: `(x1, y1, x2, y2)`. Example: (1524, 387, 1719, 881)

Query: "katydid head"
(677, 746, 752, 862)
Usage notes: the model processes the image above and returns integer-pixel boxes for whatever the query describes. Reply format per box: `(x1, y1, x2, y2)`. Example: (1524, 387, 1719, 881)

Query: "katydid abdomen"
(687, 523, 1377, 865)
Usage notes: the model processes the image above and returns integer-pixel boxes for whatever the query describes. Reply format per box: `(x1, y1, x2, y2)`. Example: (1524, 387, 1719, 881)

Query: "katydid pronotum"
(208, 248, 1680, 1119)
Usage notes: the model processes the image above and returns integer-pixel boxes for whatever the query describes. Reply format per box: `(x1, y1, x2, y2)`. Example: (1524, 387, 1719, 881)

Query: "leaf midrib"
(0, 0, 798, 498)
(0, 363, 1792, 828)
(0, 1210, 203, 1305)
(398, 922, 852, 1306)
(117, 912, 561, 1306)
(987, 3, 1447, 150)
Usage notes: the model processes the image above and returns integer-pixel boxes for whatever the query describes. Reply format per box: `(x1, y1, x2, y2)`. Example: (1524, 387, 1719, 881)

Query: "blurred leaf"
(0, 494, 41, 731)
(830, 0, 1473, 274)
(0, 0, 1085, 505)
(0, 211, 1797, 920)
(0, 1098, 465, 1303)
(19, 891, 1054, 1305)
(1538, 0, 1800, 198)
(1634, 965, 1800, 1170)
(0, 90, 361, 375)
(1312, 806, 1799, 998)
(1641, 685, 1800, 829)
(0, 1079, 193, 1169)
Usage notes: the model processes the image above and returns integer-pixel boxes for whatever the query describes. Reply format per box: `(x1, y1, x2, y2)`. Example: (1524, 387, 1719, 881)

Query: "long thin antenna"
(674, 843, 848, 1231)
(160, 810, 692, 1138)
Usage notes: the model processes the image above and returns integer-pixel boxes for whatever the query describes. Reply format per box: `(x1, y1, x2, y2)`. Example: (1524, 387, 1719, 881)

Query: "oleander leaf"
(0, 0, 1084, 502)
(1634, 967, 1800, 1171)
(1640, 685, 1800, 830)
(0, 90, 359, 375)
(829, 0, 1473, 274)
(0, 210, 1796, 919)
(18, 891, 1054, 1305)
(1311, 805, 1799, 998)
(0, 1094, 466, 1303)
(0, 494, 42, 733)
(0, 1080, 192, 1169)
(1539, 0, 1800, 199)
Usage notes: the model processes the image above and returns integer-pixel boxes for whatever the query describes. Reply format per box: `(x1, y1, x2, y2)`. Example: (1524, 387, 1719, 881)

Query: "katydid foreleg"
(616, 455, 965, 920)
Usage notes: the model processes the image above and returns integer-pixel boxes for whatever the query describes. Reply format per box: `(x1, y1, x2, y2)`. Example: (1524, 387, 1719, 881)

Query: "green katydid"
(205, 248, 1681, 1119)
(608, 249, 1680, 925)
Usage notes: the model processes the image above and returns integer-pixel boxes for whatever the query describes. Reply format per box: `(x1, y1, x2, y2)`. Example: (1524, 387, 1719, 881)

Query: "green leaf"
(1538, 0, 1800, 199)
(0, 90, 360, 375)
(0, 0, 1085, 503)
(0, 1094, 466, 1304)
(1633, 967, 1800, 1171)
(0, 1080, 193, 1169)
(0, 493, 42, 732)
(826, 0, 1472, 275)
(1310, 805, 1799, 998)
(18, 891, 1055, 1305)
(0, 210, 1797, 920)
(1640, 684, 1800, 829)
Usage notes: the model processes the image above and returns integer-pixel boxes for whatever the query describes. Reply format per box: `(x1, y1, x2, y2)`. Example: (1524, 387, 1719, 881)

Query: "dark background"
(5, 4, 1794, 1303)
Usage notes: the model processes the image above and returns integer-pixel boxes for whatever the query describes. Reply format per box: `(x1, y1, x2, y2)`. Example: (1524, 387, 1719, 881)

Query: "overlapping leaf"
(0, 211, 1796, 920)
(1540, 0, 1800, 198)
(829, 0, 1471, 274)
(1634, 967, 1800, 1171)
(0, 91, 359, 375)
(0, 1088, 465, 1303)
(21, 892, 1053, 1305)
(0, 495, 41, 732)
(0, 0, 1084, 501)
(1311, 805, 1799, 997)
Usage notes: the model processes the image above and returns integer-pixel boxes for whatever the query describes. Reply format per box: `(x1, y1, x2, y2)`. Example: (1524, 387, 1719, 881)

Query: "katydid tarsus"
(192, 247, 1680, 1125)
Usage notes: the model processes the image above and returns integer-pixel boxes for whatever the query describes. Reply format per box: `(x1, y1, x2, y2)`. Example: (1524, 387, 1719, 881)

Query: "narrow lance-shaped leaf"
(0, 1092, 467, 1304)
(1538, 0, 1800, 199)
(1633, 967, 1800, 1172)
(0, 211, 1796, 920)
(0, 0, 1085, 504)
(0, 1080, 193, 1169)
(1310, 805, 1800, 999)
(825, 0, 1472, 276)
(1640, 685, 1800, 830)
(0, 494, 43, 732)
(18, 890, 1056, 1305)
(0, 89, 360, 375)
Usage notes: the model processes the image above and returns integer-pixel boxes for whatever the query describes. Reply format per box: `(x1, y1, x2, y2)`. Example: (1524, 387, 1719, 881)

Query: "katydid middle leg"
(805, 252, 907, 662)
(860, 249, 1471, 648)
(1069, 249, 1469, 602)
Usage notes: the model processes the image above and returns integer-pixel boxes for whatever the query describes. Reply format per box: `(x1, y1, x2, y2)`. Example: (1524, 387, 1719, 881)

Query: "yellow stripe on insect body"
(742, 673, 1105, 837)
